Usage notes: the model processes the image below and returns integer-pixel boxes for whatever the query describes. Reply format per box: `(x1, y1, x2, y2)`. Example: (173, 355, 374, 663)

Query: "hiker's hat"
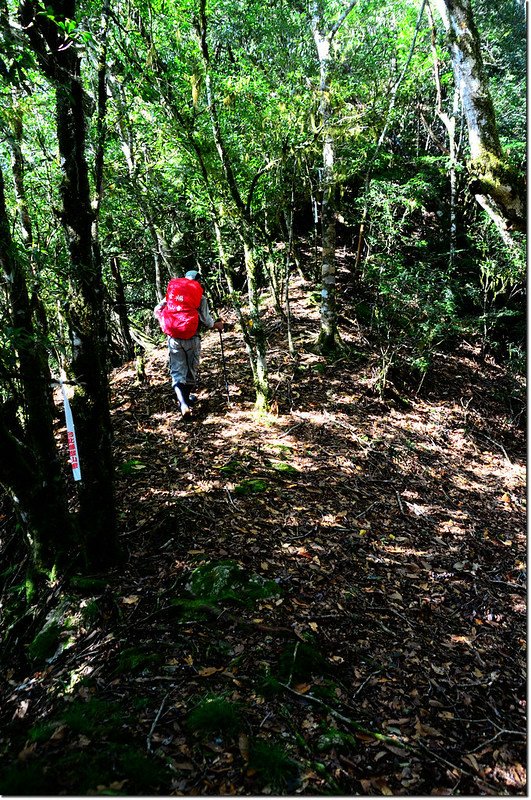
(185, 270, 201, 281)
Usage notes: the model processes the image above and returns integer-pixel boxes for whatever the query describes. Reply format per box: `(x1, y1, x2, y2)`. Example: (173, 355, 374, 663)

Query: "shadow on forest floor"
(0, 278, 526, 796)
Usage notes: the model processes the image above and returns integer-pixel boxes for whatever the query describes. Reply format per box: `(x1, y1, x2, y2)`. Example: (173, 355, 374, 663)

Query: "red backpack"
(158, 278, 204, 339)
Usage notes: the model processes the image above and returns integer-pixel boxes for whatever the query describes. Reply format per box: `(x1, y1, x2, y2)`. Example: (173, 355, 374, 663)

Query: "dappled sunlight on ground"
(3, 278, 523, 796)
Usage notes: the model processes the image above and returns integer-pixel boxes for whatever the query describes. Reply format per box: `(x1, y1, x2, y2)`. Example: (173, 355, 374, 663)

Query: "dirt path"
(0, 279, 525, 795)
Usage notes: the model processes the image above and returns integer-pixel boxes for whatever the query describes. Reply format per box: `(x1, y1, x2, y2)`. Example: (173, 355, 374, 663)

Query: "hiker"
(154, 270, 224, 417)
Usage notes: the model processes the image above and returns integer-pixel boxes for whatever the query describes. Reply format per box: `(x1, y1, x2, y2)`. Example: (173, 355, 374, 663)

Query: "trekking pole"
(219, 329, 231, 405)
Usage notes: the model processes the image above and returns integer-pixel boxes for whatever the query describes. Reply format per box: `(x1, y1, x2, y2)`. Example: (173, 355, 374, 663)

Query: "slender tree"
(196, 0, 270, 409)
(310, 0, 357, 354)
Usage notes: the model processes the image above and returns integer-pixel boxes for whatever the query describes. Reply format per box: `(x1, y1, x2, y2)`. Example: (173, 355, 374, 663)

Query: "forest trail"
(2, 278, 526, 796)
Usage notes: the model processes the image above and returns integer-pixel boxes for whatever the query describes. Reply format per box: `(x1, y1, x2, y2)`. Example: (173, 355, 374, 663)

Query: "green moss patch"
(187, 694, 242, 739)
(248, 738, 300, 791)
(186, 560, 281, 605)
(233, 478, 269, 495)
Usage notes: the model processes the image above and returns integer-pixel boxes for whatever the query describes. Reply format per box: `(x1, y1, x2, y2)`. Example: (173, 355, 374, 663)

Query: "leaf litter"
(0, 278, 526, 795)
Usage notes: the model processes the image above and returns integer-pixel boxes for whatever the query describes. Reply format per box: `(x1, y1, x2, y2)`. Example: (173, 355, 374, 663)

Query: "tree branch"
(329, 0, 358, 41)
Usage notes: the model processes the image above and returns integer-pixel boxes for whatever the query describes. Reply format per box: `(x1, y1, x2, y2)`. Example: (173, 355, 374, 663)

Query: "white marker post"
(61, 381, 82, 481)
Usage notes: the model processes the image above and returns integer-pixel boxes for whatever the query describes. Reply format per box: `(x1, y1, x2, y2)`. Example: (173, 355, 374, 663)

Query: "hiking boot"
(175, 384, 192, 417)
(181, 383, 197, 407)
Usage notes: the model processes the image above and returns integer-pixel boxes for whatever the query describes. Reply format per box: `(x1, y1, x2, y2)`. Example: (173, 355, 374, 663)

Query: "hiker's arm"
(198, 295, 223, 330)
(153, 300, 166, 323)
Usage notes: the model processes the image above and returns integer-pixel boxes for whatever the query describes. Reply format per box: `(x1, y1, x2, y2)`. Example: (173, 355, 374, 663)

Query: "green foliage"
(270, 460, 299, 474)
(311, 680, 340, 702)
(256, 671, 283, 699)
(0, 761, 54, 796)
(28, 721, 61, 743)
(0, 743, 170, 796)
(0, 0, 525, 578)
(169, 598, 217, 620)
(187, 694, 242, 738)
(28, 622, 61, 664)
(119, 748, 168, 792)
(186, 560, 281, 605)
(61, 698, 125, 737)
(278, 641, 328, 683)
(2, 692, 170, 794)
(307, 290, 322, 307)
(355, 168, 464, 384)
(115, 648, 162, 676)
(248, 738, 300, 791)
(80, 599, 102, 625)
(269, 443, 293, 455)
(118, 459, 147, 474)
(233, 478, 268, 494)
(69, 576, 109, 592)
(311, 362, 326, 374)
(216, 458, 243, 475)
(8, 574, 36, 604)
(317, 725, 357, 752)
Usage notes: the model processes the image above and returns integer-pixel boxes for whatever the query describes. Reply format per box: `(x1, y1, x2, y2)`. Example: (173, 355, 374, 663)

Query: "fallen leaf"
(109, 780, 128, 791)
(18, 742, 38, 762)
(294, 682, 312, 694)
(462, 753, 480, 771)
(414, 719, 443, 738)
(438, 711, 455, 720)
(198, 666, 223, 677)
(121, 595, 139, 605)
(50, 724, 67, 741)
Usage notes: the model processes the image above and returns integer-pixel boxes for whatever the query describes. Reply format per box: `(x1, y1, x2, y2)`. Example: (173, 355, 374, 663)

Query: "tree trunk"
(55, 78, 121, 569)
(310, 0, 358, 354)
(243, 240, 269, 410)
(110, 256, 135, 360)
(6, 89, 50, 334)
(0, 165, 76, 571)
(311, 4, 339, 355)
(284, 182, 296, 357)
(433, 0, 525, 232)
(196, 0, 270, 408)
(427, 1, 461, 268)
(21, 0, 121, 570)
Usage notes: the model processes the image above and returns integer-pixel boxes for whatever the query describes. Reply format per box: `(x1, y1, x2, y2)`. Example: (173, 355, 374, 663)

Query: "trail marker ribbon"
(61, 381, 82, 481)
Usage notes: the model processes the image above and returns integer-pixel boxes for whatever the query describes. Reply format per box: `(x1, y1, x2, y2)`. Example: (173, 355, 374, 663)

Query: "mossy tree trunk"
(310, 0, 357, 355)
(21, 0, 121, 570)
(433, 0, 525, 233)
(312, 2, 339, 355)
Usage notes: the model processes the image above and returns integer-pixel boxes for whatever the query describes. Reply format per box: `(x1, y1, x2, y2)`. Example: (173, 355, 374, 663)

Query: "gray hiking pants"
(168, 335, 201, 388)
